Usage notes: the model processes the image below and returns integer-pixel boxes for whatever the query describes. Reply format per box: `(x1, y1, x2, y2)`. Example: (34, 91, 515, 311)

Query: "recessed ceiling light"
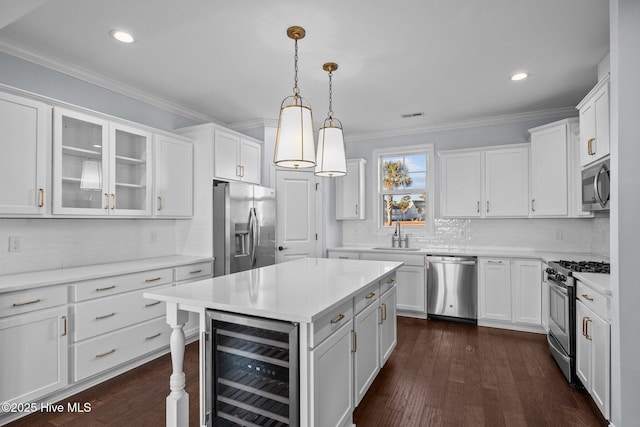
(110, 30, 135, 44)
(511, 72, 529, 81)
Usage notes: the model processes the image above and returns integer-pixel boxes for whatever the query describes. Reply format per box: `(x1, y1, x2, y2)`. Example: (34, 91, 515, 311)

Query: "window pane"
(380, 193, 427, 227)
(381, 153, 426, 190)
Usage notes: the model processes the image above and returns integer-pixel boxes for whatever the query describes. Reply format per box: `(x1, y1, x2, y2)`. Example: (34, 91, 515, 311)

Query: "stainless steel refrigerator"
(213, 180, 276, 277)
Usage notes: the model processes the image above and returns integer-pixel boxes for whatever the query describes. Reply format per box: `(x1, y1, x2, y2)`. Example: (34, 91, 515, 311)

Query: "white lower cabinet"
(360, 252, 426, 317)
(576, 284, 611, 420)
(478, 257, 542, 332)
(74, 316, 170, 381)
(379, 285, 397, 366)
(353, 301, 379, 406)
(311, 320, 354, 427)
(478, 259, 512, 321)
(0, 306, 68, 406)
(395, 265, 426, 313)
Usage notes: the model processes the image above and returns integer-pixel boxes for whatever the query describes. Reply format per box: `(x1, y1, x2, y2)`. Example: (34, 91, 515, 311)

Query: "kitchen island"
(144, 257, 402, 427)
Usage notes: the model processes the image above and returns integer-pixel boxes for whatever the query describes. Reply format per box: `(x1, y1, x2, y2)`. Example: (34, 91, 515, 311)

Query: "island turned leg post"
(166, 302, 190, 427)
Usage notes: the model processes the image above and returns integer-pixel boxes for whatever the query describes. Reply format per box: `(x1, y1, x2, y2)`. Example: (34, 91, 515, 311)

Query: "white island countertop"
(145, 257, 403, 323)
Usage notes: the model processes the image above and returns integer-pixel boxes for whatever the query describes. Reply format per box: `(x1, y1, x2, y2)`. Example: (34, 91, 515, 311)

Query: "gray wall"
(610, 0, 640, 425)
(0, 51, 201, 130)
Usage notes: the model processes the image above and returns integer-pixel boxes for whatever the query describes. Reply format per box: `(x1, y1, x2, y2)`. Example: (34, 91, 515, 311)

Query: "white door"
(395, 265, 426, 313)
(439, 151, 482, 217)
(275, 169, 318, 263)
(484, 147, 530, 217)
(478, 258, 512, 321)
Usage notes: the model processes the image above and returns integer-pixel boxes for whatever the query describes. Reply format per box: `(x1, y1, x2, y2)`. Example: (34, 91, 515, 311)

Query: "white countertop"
(0, 255, 213, 293)
(328, 246, 609, 264)
(574, 272, 612, 296)
(144, 257, 403, 323)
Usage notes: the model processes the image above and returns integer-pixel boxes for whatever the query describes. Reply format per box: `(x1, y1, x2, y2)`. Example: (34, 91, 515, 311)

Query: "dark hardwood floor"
(6, 318, 607, 426)
(354, 318, 608, 427)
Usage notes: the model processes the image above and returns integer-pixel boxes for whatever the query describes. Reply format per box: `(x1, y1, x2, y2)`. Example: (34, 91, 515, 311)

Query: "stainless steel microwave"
(582, 158, 610, 211)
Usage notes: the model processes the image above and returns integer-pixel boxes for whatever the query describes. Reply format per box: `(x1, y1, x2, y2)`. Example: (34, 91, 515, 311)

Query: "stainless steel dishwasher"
(426, 255, 477, 323)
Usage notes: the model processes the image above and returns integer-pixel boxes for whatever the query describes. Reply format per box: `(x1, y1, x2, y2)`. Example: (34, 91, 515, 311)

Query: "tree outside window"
(380, 152, 427, 228)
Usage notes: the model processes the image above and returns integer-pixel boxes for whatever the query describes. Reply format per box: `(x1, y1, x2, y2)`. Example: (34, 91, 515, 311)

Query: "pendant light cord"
(328, 70, 333, 120)
(293, 39, 300, 97)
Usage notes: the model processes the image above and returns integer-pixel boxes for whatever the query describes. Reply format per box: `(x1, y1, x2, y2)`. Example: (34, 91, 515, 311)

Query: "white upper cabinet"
(53, 108, 152, 216)
(336, 158, 366, 220)
(529, 120, 570, 216)
(578, 75, 610, 167)
(484, 147, 529, 217)
(154, 134, 193, 217)
(0, 91, 50, 216)
(440, 145, 529, 218)
(213, 129, 261, 184)
(440, 151, 482, 217)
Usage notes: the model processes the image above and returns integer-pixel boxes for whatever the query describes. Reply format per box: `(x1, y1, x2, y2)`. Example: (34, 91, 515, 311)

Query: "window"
(374, 144, 435, 233)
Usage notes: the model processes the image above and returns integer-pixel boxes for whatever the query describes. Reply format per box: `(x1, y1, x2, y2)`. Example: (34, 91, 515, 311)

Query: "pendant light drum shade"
(315, 117, 346, 177)
(274, 95, 316, 169)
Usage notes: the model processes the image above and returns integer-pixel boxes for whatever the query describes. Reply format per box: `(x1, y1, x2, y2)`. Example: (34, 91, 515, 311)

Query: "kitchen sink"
(372, 247, 421, 251)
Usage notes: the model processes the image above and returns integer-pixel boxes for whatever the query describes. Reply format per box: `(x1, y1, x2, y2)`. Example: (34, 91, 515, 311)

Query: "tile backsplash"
(0, 219, 176, 275)
(342, 217, 610, 257)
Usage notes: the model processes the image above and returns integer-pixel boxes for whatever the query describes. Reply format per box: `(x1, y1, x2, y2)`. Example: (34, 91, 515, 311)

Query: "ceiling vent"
(401, 112, 425, 118)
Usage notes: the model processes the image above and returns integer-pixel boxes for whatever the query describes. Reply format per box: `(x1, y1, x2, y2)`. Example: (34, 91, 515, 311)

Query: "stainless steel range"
(546, 260, 610, 385)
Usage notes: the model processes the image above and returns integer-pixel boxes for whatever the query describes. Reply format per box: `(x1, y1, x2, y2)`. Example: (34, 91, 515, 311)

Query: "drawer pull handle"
(487, 260, 503, 264)
(96, 349, 116, 358)
(96, 285, 116, 292)
(96, 312, 115, 320)
(145, 332, 162, 341)
(338, 256, 349, 259)
(189, 269, 203, 274)
(331, 313, 345, 324)
(12, 298, 41, 307)
(366, 292, 376, 299)
(581, 294, 594, 301)
(145, 301, 161, 308)
(145, 277, 162, 283)
(386, 278, 396, 284)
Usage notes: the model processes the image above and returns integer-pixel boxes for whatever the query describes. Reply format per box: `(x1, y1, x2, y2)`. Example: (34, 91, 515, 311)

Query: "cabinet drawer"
(328, 251, 360, 260)
(360, 252, 424, 266)
(174, 262, 213, 282)
(577, 282, 610, 320)
(73, 316, 170, 382)
(379, 274, 397, 294)
(310, 299, 354, 348)
(0, 286, 67, 318)
(71, 268, 173, 302)
(74, 286, 167, 341)
(354, 282, 380, 314)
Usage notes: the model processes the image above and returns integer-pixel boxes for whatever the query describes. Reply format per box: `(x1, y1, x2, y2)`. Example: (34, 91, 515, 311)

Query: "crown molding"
(345, 106, 578, 142)
(229, 118, 278, 132)
(0, 37, 215, 124)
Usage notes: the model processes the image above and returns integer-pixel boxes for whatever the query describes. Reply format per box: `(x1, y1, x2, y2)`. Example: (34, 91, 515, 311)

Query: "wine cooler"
(205, 311, 299, 427)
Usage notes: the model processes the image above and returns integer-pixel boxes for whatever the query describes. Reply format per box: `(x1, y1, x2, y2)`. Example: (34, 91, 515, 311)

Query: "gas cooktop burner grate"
(556, 260, 610, 274)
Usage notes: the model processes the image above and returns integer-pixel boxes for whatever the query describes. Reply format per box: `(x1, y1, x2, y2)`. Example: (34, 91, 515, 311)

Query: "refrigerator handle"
(249, 208, 258, 267)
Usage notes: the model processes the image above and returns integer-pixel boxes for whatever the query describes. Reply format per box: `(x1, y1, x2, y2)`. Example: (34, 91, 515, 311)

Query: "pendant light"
(315, 62, 347, 177)
(274, 26, 316, 169)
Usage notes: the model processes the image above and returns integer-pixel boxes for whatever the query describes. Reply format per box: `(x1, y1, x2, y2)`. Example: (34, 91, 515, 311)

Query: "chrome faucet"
(392, 220, 409, 248)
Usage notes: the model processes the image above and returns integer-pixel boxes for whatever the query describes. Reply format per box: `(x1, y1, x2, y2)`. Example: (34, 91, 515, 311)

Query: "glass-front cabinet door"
(53, 108, 109, 215)
(110, 123, 152, 216)
(53, 108, 152, 216)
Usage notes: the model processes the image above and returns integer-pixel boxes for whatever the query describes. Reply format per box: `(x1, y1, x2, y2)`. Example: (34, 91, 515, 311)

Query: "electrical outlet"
(554, 229, 563, 241)
(8, 236, 22, 252)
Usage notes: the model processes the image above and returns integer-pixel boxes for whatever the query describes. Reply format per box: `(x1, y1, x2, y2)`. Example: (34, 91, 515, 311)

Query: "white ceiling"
(0, 0, 609, 139)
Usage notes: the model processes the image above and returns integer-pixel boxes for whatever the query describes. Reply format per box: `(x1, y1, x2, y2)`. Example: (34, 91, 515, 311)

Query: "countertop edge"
(573, 272, 612, 296)
(0, 255, 214, 293)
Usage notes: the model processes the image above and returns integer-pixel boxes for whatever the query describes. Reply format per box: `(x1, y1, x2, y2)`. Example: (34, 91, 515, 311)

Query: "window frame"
(373, 143, 435, 235)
